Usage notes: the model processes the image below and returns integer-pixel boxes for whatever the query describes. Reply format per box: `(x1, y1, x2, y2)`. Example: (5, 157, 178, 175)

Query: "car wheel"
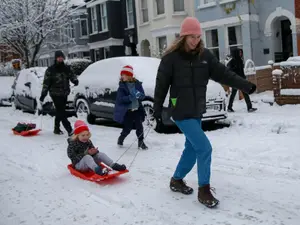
(142, 101, 163, 133)
(76, 98, 96, 124)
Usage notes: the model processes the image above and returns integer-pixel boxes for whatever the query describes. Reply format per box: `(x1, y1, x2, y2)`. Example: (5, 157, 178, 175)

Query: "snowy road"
(0, 95, 300, 225)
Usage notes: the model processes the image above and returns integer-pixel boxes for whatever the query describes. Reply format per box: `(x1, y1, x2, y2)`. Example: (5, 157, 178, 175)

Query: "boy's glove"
(135, 91, 144, 99)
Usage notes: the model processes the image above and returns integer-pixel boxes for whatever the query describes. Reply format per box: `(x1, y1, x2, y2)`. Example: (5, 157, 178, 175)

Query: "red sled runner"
(67, 163, 129, 182)
(12, 123, 41, 136)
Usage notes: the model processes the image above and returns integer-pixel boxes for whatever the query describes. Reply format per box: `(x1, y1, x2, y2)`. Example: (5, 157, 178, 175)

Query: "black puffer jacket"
(41, 62, 78, 98)
(153, 48, 256, 121)
(227, 48, 245, 78)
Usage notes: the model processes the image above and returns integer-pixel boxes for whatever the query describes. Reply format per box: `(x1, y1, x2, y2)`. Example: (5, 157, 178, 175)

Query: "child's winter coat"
(113, 80, 146, 124)
(67, 138, 95, 166)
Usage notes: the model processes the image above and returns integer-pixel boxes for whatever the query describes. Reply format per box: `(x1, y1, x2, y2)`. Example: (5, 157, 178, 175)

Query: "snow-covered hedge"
(65, 58, 92, 76)
(0, 63, 16, 76)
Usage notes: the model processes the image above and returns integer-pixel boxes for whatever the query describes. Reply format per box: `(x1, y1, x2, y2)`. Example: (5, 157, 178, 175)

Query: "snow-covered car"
(12, 67, 76, 116)
(72, 56, 227, 131)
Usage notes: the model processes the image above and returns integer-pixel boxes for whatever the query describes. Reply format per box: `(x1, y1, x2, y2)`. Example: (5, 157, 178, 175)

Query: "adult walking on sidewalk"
(153, 17, 257, 208)
(227, 48, 257, 112)
(40, 50, 79, 136)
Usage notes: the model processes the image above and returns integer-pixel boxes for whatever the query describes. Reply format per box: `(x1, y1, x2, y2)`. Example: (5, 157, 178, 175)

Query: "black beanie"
(55, 50, 65, 59)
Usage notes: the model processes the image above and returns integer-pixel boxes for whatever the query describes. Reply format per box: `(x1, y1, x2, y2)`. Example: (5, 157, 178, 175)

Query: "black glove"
(73, 80, 79, 86)
(249, 83, 257, 94)
(39, 95, 45, 102)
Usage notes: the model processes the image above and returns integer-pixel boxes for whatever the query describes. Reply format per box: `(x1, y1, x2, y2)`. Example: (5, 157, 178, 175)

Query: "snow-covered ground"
(0, 91, 300, 225)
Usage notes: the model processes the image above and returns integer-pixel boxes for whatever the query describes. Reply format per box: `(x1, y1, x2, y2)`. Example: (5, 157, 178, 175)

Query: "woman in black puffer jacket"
(153, 17, 256, 208)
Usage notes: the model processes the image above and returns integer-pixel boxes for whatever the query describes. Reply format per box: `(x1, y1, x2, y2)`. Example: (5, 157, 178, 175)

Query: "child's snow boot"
(112, 163, 127, 171)
(170, 177, 193, 195)
(198, 184, 219, 208)
(138, 140, 148, 150)
(95, 166, 109, 176)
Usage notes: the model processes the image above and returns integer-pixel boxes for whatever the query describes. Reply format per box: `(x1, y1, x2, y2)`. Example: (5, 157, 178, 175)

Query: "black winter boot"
(53, 128, 63, 135)
(198, 184, 219, 208)
(95, 166, 109, 176)
(112, 163, 127, 171)
(138, 140, 148, 150)
(117, 136, 125, 146)
(170, 177, 193, 195)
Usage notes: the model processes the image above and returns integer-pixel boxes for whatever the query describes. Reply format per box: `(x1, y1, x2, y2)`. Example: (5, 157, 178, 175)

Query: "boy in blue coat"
(113, 65, 148, 150)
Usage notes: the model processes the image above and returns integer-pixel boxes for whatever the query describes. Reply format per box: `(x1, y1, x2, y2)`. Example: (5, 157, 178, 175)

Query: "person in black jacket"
(153, 17, 256, 208)
(39, 50, 79, 136)
(227, 48, 257, 112)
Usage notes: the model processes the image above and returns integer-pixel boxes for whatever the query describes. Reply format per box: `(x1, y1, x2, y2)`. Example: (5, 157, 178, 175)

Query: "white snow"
(255, 65, 272, 71)
(287, 56, 300, 61)
(94, 101, 115, 107)
(280, 88, 300, 96)
(75, 56, 226, 107)
(0, 86, 300, 224)
(280, 61, 300, 67)
(272, 69, 283, 76)
(268, 60, 274, 65)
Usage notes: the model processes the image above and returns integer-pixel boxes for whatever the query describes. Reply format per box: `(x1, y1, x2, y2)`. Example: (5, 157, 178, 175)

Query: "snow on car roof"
(76, 56, 225, 100)
(78, 56, 160, 92)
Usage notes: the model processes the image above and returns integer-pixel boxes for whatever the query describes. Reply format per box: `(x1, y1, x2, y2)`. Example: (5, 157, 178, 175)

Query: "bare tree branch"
(0, 0, 76, 67)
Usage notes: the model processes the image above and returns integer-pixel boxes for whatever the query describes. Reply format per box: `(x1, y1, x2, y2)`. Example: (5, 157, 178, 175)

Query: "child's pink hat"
(180, 17, 202, 37)
(74, 120, 89, 135)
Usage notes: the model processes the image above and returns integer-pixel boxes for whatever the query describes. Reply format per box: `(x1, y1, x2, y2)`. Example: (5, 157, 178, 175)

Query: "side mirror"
(24, 82, 31, 88)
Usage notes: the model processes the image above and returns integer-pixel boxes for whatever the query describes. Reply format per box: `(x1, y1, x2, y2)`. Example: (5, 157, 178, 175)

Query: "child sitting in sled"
(67, 120, 127, 176)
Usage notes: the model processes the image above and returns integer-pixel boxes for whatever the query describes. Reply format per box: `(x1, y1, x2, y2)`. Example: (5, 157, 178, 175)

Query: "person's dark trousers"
(120, 110, 144, 141)
(51, 96, 72, 133)
(228, 88, 252, 110)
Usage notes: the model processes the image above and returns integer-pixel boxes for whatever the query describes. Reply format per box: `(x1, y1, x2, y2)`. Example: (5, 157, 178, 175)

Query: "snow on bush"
(74, 56, 226, 107)
(0, 63, 16, 76)
(272, 69, 283, 76)
(268, 60, 274, 65)
(65, 58, 92, 76)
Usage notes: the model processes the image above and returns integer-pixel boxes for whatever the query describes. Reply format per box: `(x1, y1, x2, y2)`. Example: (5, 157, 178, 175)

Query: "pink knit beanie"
(180, 17, 202, 37)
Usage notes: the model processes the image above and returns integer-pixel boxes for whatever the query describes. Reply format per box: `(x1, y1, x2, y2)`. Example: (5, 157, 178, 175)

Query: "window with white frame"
(173, 0, 184, 12)
(80, 19, 88, 37)
(203, 0, 215, 4)
(155, 0, 165, 16)
(100, 3, 108, 31)
(205, 29, 219, 60)
(157, 36, 167, 57)
(140, 0, 149, 23)
(126, 0, 134, 27)
(91, 6, 98, 33)
(227, 25, 243, 54)
(199, 0, 216, 6)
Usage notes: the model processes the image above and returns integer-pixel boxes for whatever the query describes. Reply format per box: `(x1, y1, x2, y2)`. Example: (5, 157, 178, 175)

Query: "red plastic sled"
(12, 129, 41, 136)
(67, 164, 129, 182)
